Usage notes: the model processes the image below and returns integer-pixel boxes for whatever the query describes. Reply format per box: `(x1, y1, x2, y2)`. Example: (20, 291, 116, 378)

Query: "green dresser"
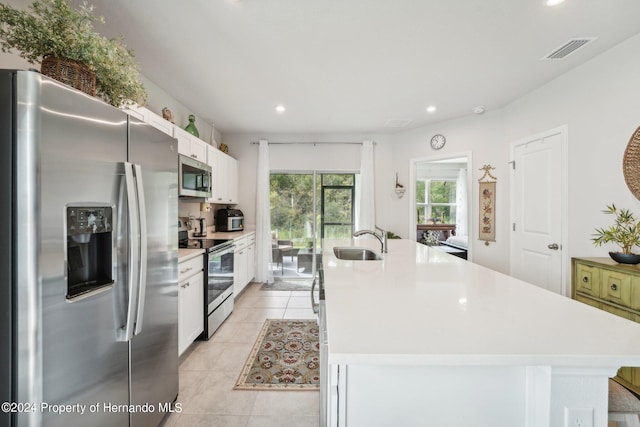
(572, 257, 640, 394)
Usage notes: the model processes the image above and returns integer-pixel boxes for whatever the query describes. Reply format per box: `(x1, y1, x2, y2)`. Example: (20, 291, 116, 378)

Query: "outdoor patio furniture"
(297, 249, 322, 273)
(272, 247, 284, 273)
(278, 240, 300, 261)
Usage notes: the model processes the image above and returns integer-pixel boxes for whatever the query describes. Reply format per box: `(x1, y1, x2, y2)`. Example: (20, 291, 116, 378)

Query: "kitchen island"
(321, 238, 640, 427)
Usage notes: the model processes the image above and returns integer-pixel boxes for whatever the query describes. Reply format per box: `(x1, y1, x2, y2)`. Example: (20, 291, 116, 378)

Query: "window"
(416, 179, 457, 224)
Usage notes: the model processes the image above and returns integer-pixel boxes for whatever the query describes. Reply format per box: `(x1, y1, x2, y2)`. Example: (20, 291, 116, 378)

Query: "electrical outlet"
(564, 407, 594, 427)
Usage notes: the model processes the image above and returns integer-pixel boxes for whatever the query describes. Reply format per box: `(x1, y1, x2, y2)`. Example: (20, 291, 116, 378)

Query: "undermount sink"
(333, 246, 383, 261)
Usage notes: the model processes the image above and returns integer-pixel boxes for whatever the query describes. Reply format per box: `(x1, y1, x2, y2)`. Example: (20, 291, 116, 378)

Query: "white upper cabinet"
(174, 126, 208, 162)
(122, 105, 174, 136)
(207, 146, 238, 204)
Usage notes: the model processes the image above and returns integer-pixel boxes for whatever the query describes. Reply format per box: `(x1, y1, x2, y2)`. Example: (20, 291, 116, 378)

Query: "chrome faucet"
(353, 226, 388, 253)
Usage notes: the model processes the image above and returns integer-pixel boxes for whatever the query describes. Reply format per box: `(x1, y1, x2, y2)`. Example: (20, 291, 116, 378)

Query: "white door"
(510, 127, 566, 294)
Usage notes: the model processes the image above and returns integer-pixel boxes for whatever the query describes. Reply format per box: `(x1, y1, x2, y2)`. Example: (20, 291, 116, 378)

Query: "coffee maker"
(193, 217, 207, 237)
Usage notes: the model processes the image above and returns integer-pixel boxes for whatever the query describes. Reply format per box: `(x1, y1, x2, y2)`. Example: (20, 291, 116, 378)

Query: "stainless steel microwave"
(178, 154, 212, 198)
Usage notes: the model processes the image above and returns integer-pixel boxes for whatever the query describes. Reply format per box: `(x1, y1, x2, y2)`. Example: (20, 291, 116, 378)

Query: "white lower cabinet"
(234, 233, 255, 296)
(178, 255, 204, 356)
(246, 234, 255, 284)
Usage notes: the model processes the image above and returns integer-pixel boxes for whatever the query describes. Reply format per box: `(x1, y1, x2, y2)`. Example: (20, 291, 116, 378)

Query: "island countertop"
(322, 238, 640, 367)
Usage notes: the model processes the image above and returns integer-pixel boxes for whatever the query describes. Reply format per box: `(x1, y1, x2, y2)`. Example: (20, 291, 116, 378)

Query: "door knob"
(548, 243, 559, 250)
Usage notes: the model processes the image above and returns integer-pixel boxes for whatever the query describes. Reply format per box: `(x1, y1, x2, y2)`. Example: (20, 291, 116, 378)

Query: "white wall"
(223, 32, 640, 277)
(221, 114, 510, 272)
(387, 110, 509, 272)
(502, 33, 640, 263)
(140, 76, 222, 146)
(221, 133, 396, 233)
(384, 32, 640, 274)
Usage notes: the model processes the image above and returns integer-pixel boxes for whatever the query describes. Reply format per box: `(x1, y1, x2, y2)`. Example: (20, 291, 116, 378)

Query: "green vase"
(184, 114, 199, 137)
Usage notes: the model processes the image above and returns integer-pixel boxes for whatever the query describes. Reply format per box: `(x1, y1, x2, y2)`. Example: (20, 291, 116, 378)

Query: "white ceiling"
(59, 1, 640, 134)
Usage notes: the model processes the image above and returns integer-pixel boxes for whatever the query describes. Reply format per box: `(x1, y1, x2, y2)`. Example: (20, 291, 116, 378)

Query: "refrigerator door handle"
(133, 164, 147, 335)
(122, 162, 140, 341)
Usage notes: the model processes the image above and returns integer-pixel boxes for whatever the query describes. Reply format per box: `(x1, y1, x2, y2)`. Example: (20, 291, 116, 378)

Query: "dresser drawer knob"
(611, 283, 618, 291)
(582, 276, 589, 283)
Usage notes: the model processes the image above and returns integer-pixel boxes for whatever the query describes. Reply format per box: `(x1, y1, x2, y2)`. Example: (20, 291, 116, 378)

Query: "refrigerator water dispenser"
(66, 206, 114, 299)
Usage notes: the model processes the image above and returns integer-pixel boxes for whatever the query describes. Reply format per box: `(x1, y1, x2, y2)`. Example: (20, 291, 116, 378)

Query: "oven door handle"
(210, 245, 235, 257)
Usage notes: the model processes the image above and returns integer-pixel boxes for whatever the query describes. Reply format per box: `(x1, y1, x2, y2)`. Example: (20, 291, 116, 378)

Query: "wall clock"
(430, 134, 446, 150)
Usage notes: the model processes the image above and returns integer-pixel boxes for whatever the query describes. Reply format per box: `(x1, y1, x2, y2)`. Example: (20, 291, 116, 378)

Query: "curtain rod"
(250, 141, 373, 145)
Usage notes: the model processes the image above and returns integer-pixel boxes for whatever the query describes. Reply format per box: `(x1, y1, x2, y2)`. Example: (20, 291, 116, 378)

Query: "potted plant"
(592, 204, 640, 264)
(0, 0, 146, 107)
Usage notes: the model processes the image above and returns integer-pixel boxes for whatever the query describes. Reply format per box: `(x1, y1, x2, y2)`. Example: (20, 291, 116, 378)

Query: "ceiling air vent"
(541, 37, 597, 60)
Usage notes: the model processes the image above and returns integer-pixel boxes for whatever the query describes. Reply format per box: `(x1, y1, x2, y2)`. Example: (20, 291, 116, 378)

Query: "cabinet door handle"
(611, 283, 618, 291)
(582, 276, 589, 283)
(180, 267, 193, 274)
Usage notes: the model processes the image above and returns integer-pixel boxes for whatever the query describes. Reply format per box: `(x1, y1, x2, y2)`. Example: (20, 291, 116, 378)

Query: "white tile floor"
(161, 283, 319, 427)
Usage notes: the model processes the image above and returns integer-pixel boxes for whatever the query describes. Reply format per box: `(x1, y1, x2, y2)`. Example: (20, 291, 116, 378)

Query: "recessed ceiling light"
(546, 0, 565, 6)
(472, 106, 485, 115)
(275, 104, 286, 113)
(426, 106, 437, 113)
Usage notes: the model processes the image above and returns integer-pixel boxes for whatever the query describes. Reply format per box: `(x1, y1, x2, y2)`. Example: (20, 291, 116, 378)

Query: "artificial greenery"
(0, 0, 146, 107)
(386, 231, 402, 239)
(592, 204, 640, 255)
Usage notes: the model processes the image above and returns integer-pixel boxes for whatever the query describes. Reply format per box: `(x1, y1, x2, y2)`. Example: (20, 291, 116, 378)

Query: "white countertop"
(322, 238, 640, 367)
(178, 248, 205, 262)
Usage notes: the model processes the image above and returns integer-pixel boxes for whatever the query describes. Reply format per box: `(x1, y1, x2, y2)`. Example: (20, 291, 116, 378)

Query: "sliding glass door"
(270, 172, 355, 278)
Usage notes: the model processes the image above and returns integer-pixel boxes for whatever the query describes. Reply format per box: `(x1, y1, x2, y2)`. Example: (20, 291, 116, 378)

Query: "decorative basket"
(623, 125, 640, 200)
(40, 56, 96, 96)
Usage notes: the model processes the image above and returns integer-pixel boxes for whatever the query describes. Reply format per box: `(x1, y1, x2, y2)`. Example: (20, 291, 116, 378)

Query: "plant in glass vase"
(592, 204, 640, 264)
(0, 0, 146, 107)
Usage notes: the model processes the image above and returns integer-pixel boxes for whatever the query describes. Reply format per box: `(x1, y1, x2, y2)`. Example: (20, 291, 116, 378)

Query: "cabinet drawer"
(234, 235, 248, 251)
(574, 263, 600, 297)
(179, 255, 203, 280)
(600, 269, 632, 307)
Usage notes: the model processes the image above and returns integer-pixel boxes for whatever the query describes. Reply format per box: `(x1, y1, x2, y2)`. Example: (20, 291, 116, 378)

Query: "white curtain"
(255, 140, 274, 283)
(455, 168, 468, 236)
(355, 140, 375, 231)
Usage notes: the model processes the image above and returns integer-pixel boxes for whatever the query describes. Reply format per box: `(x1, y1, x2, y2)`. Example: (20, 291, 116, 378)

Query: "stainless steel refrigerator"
(0, 70, 179, 427)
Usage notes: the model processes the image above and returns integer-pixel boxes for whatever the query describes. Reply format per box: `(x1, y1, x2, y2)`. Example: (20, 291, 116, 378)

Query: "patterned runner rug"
(260, 279, 313, 292)
(234, 319, 320, 390)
